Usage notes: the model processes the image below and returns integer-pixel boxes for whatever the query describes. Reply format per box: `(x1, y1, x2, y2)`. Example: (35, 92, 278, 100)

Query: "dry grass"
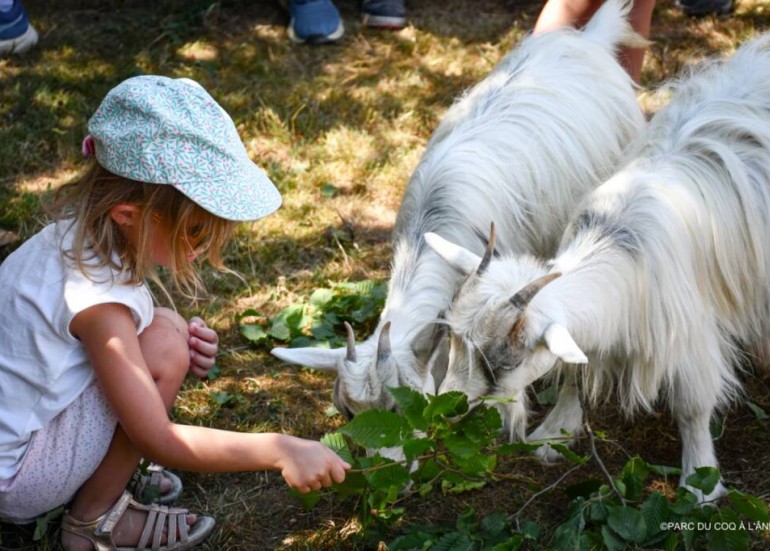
(2, 0, 770, 549)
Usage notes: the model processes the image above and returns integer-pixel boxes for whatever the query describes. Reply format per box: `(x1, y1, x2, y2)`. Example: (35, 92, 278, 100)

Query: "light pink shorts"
(0, 382, 117, 523)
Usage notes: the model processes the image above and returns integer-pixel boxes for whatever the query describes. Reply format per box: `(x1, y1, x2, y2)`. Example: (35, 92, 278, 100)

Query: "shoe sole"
(362, 14, 406, 29)
(0, 24, 38, 55)
(287, 18, 345, 44)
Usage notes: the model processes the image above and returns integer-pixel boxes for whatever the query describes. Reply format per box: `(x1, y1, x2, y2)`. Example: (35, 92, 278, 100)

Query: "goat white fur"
(271, 0, 645, 418)
(427, 34, 770, 502)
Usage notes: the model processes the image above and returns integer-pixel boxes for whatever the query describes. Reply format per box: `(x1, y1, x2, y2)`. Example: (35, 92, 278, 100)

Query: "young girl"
(0, 75, 350, 550)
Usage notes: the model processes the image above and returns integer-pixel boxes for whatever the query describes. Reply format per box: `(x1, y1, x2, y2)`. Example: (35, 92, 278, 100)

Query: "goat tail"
(582, 0, 650, 51)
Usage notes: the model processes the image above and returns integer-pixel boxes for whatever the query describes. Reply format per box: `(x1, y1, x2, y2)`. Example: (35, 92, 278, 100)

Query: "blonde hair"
(50, 163, 236, 300)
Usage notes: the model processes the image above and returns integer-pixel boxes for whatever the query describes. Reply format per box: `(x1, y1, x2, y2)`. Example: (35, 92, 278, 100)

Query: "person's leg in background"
(284, 0, 407, 45)
(286, 0, 345, 44)
(534, 0, 655, 83)
(361, 0, 406, 29)
(0, 0, 37, 56)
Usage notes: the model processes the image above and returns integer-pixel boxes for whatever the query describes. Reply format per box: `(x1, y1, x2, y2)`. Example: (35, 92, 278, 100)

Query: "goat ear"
(543, 324, 587, 364)
(424, 232, 480, 275)
(270, 346, 345, 371)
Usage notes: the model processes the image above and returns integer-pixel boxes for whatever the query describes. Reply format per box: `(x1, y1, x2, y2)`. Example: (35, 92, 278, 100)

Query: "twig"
(585, 420, 627, 506)
(510, 463, 583, 529)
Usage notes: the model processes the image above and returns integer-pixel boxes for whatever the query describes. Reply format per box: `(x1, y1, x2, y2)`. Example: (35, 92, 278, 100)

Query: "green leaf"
(291, 488, 323, 509)
(444, 430, 483, 459)
(497, 442, 543, 455)
(425, 391, 469, 419)
(310, 318, 337, 340)
(640, 492, 670, 544)
(548, 443, 588, 465)
(535, 384, 559, 405)
(620, 456, 649, 500)
(727, 490, 769, 522)
(621, 456, 650, 481)
(431, 532, 475, 551)
(707, 509, 749, 551)
(601, 525, 626, 551)
(338, 409, 410, 448)
(289, 335, 318, 348)
(389, 386, 429, 431)
(606, 506, 647, 543)
(331, 470, 368, 498)
(320, 432, 354, 465)
(456, 508, 479, 534)
(269, 304, 307, 341)
(551, 513, 585, 551)
(520, 520, 540, 541)
(589, 501, 609, 523)
(647, 463, 682, 477)
(33, 506, 64, 541)
(454, 451, 496, 476)
(442, 479, 487, 494)
(309, 287, 334, 307)
(239, 323, 268, 343)
(366, 459, 411, 491)
(402, 437, 434, 460)
(320, 183, 339, 198)
(671, 487, 699, 515)
(746, 401, 769, 421)
(685, 467, 721, 496)
(710, 414, 725, 440)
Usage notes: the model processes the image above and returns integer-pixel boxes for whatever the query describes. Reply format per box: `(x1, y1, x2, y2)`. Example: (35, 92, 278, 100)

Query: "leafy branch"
(294, 386, 769, 550)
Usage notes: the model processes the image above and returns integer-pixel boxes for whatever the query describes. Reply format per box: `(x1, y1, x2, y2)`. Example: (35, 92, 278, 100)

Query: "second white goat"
(427, 34, 770, 502)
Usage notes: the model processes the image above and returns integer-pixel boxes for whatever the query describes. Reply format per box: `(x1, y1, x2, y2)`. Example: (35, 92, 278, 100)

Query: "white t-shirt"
(0, 221, 154, 479)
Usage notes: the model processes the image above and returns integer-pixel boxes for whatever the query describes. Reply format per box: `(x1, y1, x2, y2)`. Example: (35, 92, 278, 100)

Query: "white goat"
(426, 34, 770, 501)
(272, 0, 645, 419)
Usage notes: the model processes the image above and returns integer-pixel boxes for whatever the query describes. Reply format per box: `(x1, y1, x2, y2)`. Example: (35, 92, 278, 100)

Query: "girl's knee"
(139, 307, 190, 380)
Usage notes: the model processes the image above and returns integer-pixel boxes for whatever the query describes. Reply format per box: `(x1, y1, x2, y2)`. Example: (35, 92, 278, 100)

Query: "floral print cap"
(88, 75, 282, 222)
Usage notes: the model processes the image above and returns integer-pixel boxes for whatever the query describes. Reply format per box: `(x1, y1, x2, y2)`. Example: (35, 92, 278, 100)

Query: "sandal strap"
(95, 491, 133, 536)
(61, 491, 132, 551)
(135, 501, 191, 550)
(63, 490, 194, 551)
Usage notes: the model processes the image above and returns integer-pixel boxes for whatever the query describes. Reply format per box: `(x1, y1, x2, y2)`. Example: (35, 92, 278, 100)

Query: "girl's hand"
(277, 436, 351, 493)
(188, 317, 218, 378)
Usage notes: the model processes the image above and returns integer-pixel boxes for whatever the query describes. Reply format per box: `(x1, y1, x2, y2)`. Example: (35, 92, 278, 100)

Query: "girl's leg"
(63, 308, 192, 550)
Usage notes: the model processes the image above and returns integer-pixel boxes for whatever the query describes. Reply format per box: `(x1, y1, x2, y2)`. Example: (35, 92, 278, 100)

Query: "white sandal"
(61, 490, 215, 551)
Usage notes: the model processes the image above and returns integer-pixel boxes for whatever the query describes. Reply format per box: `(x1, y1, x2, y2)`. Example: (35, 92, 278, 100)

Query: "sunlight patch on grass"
(177, 40, 219, 62)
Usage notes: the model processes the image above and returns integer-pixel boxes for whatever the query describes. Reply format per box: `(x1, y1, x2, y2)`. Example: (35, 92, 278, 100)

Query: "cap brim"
(173, 161, 282, 222)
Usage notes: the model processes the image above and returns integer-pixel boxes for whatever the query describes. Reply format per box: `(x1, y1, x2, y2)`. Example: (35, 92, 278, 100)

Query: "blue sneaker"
(361, 0, 406, 29)
(287, 0, 344, 44)
(0, 0, 37, 56)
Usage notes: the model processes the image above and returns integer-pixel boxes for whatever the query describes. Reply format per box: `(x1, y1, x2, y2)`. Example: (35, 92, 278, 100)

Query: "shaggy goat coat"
(272, 0, 645, 418)
(427, 34, 770, 501)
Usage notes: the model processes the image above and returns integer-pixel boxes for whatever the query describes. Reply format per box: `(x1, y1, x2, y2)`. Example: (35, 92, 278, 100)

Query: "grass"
(1, 0, 770, 549)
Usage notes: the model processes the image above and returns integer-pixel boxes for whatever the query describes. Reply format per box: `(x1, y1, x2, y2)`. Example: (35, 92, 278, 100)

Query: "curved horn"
(477, 222, 496, 274)
(509, 272, 562, 309)
(344, 321, 357, 362)
(377, 321, 392, 362)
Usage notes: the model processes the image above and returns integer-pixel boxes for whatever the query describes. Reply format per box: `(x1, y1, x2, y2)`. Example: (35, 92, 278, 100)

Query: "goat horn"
(377, 321, 392, 362)
(477, 222, 496, 274)
(344, 321, 357, 362)
(509, 272, 562, 309)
